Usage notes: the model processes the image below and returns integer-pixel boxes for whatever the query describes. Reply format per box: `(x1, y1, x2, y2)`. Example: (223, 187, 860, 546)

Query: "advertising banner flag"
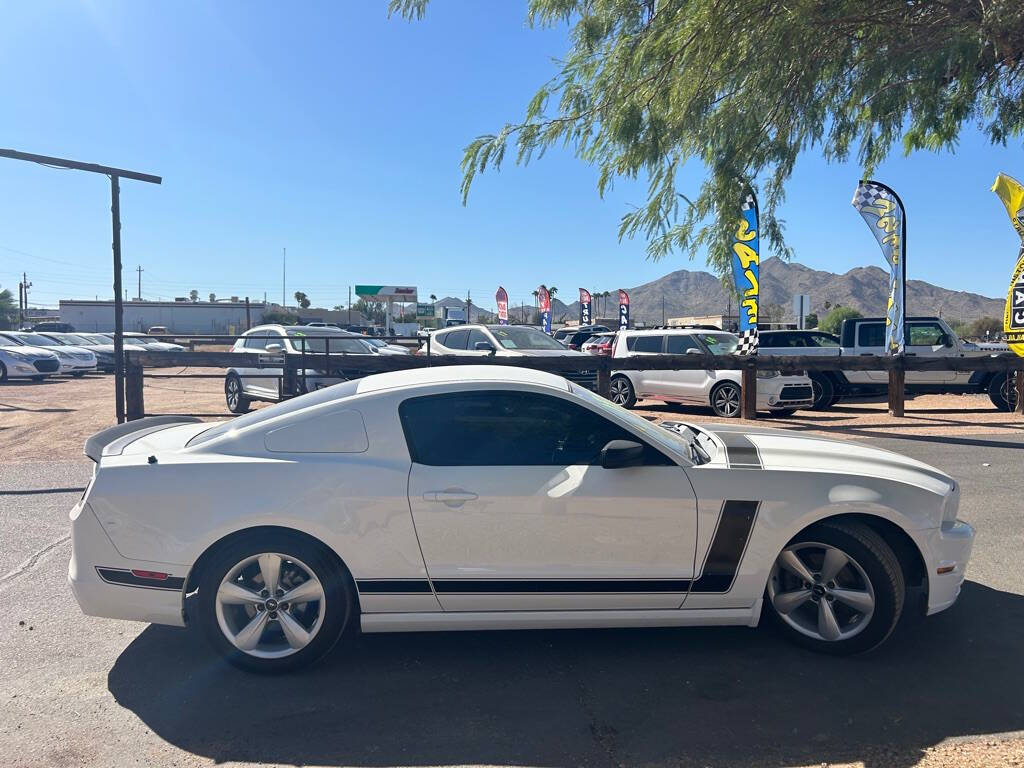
(618, 289, 630, 330)
(852, 180, 906, 354)
(538, 285, 551, 333)
(730, 191, 760, 354)
(495, 286, 509, 325)
(579, 288, 592, 325)
(992, 173, 1024, 356)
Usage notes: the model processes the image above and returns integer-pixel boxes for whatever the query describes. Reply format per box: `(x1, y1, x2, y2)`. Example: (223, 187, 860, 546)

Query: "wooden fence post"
(125, 360, 145, 421)
(740, 363, 757, 420)
(1015, 370, 1024, 415)
(888, 357, 905, 417)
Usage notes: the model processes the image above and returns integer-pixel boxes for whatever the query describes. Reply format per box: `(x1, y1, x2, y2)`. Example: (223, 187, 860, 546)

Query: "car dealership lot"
(2, 377, 1024, 765)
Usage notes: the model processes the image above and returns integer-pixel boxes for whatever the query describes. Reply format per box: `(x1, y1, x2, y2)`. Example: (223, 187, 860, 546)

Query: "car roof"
(354, 365, 570, 394)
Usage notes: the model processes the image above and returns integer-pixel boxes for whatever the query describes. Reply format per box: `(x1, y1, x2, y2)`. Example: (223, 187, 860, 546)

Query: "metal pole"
(111, 175, 126, 424)
(245, 296, 251, 331)
(348, 285, 352, 325)
(282, 247, 286, 307)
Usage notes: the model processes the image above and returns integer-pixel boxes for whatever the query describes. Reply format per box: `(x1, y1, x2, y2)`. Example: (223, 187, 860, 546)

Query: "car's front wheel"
(709, 381, 742, 418)
(609, 375, 636, 408)
(0, 362, 7, 383)
(765, 520, 904, 654)
(809, 374, 835, 410)
(225, 373, 251, 414)
(197, 532, 354, 673)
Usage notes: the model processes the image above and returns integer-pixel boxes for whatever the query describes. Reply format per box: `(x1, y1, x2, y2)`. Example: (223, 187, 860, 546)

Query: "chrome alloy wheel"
(609, 377, 632, 406)
(215, 553, 326, 659)
(711, 383, 741, 417)
(226, 376, 241, 410)
(767, 542, 876, 642)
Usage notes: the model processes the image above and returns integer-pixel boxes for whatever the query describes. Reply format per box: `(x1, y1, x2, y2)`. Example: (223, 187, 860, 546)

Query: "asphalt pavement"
(1, 434, 1023, 767)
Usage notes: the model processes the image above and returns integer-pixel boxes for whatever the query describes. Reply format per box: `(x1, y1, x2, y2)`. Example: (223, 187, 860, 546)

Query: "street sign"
(416, 302, 435, 318)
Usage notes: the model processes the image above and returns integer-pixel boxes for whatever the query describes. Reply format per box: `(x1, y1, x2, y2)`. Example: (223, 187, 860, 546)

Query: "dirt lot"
(2, 369, 1022, 462)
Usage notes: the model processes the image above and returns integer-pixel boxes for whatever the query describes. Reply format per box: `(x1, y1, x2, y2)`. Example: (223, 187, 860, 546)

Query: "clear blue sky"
(2, 1, 1022, 313)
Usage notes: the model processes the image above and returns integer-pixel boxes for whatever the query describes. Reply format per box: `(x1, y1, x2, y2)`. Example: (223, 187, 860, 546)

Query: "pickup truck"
(758, 317, 1016, 411)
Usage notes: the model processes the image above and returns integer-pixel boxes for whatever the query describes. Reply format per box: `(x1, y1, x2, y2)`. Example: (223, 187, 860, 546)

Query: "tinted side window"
(908, 323, 945, 346)
(810, 333, 840, 347)
(399, 391, 671, 466)
(466, 329, 491, 349)
(857, 323, 886, 348)
(441, 329, 469, 350)
(632, 335, 665, 353)
(666, 334, 701, 354)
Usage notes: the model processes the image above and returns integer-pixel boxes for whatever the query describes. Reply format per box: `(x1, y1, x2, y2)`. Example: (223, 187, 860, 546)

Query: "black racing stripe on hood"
(718, 432, 763, 469)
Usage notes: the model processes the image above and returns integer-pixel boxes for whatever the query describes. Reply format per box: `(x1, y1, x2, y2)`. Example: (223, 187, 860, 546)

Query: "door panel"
(905, 322, 957, 383)
(408, 463, 698, 610)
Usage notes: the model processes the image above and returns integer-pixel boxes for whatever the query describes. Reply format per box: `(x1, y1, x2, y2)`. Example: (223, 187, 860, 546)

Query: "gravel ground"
(3, 373, 1024, 767)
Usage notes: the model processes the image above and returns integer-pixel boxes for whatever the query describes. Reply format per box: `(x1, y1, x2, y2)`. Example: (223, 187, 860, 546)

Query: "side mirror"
(685, 348, 704, 355)
(599, 439, 645, 469)
(264, 342, 284, 353)
(474, 341, 496, 353)
(941, 334, 954, 348)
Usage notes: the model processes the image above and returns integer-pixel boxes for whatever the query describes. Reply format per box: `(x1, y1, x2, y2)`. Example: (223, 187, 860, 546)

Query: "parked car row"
(0, 330, 189, 381)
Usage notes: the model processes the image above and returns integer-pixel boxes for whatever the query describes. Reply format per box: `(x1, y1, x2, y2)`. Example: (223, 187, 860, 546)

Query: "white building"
(59, 299, 267, 334)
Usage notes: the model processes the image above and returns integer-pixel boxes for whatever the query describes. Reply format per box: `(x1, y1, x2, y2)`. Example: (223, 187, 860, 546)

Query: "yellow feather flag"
(992, 173, 1024, 356)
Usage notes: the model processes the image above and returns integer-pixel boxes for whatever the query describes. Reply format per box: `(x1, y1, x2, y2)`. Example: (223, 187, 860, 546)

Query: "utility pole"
(136, 265, 143, 301)
(348, 285, 352, 325)
(662, 296, 666, 326)
(282, 247, 286, 307)
(466, 290, 472, 324)
(22, 272, 32, 324)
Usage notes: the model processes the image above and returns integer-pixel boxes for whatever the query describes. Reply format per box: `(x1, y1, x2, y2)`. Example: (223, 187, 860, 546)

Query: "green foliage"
(0, 287, 16, 330)
(261, 310, 299, 325)
(804, 312, 819, 328)
(293, 291, 311, 309)
(353, 298, 387, 325)
(391, 0, 1024, 274)
(819, 305, 863, 335)
(969, 315, 1003, 338)
(188, 289, 199, 303)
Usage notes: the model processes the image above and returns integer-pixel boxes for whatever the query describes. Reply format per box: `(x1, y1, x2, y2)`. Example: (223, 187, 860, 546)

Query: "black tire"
(31, 375, 46, 382)
(225, 373, 251, 414)
(72, 371, 86, 378)
(809, 374, 835, 410)
(609, 375, 636, 408)
(988, 373, 1017, 412)
(709, 381, 742, 418)
(196, 531, 355, 673)
(0, 362, 7, 383)
(765, 519, 905, 655)
(826, 393, 841, 408)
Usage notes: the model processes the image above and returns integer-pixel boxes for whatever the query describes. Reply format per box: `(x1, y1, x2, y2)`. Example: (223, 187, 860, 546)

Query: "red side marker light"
(131, 569, 169, 580)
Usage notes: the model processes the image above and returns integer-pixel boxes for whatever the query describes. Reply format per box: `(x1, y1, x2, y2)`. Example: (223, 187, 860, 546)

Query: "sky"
(1, 0, 1022, 315)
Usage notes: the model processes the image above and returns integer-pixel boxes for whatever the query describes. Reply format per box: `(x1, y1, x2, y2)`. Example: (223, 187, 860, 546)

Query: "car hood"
(698, 423, 954, 495)
(1, 344, 59, 359)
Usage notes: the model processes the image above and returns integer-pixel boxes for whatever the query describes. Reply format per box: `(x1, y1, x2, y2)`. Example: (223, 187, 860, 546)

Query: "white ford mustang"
(69, 366, 974, 672)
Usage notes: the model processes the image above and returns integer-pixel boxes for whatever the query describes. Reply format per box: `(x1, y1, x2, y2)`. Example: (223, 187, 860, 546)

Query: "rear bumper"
(920, 520, 975, 615)
(68, 500, 186, 627)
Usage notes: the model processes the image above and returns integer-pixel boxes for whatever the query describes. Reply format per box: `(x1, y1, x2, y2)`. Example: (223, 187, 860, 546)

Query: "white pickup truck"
(758, 316, 1016, 411)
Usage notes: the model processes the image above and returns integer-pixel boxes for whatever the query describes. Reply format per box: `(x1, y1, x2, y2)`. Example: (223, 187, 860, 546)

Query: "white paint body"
(69, 366, 973, 636)
(0, 344, 60, 379)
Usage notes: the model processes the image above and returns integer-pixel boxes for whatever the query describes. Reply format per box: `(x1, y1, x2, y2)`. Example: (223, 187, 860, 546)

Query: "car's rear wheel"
(197, 532, 354, 673)
(225, 373, 251, 414)
(0, 362, 7, 383)
(988, 373, 1018, 412)
(609, 375, 636, 408)
(709, 381, 742, 418)
(765, 520, 904, 655)
(809, 374, 835, 410)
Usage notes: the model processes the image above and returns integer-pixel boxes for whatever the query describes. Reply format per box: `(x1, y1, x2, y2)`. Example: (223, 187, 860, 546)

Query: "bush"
(819, 306, 863, 336)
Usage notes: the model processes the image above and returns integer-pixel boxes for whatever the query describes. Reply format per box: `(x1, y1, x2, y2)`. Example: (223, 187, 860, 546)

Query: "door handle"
(423, 490, 478, 504)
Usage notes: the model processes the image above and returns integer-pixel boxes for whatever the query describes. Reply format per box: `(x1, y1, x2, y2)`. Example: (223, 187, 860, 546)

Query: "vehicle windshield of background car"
(490, 326, 565, 350)
(56, 334, 93, 345)
(697, 333, 739, 354)
(9, 333, 60, 347)
(286, 330, 371, 354)
(570, 383, 716, 464)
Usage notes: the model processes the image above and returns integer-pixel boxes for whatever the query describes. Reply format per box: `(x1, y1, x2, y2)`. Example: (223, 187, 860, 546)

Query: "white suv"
(609, 328, 814, 417)
(225, 325, 376, 413)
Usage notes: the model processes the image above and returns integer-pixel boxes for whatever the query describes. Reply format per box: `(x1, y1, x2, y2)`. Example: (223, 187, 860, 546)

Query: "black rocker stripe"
(96, 567, 185, 592)
(431, 579, 693, 593)
(356, 579, 433, 594)
(718, 432, 763, 469)
(689, 500, 760, 592)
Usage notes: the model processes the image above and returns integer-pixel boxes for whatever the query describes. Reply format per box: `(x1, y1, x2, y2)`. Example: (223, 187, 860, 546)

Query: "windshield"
(490, 326, 564, 350)
(15, 333, 59, 347)
(131, 336, 158, 344)
(570, 383, 705, 463)
(287, 331, 370, 354)
(364, 338, 386, 347)
(697, 332, 738, 354)
(58, 334, 92, 345)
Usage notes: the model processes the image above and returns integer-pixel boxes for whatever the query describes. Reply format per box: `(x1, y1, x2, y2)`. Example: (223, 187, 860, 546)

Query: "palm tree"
(532, 289, 539, 307)
(548, 286, 559, 300)
(429, 293, 437, 303)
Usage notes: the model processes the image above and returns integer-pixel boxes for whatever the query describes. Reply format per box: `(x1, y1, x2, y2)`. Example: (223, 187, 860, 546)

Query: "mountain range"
(484, 257, 1004, 326)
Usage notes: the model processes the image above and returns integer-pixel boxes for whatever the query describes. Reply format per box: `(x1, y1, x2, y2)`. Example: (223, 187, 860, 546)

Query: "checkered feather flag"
(735, 328, 758, 355)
